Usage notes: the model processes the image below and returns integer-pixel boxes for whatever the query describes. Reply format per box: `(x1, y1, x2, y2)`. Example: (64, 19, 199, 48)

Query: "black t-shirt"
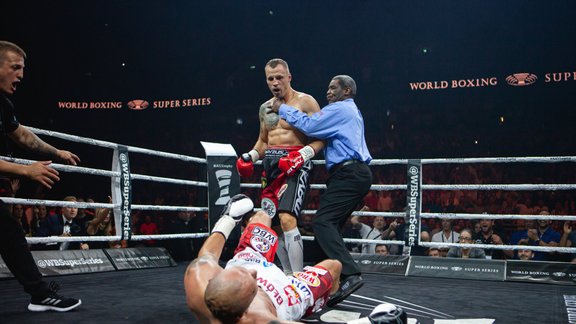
(473, 230, 507, 259)
(0, 94, 20, 155)
(0, 94, 21, 196)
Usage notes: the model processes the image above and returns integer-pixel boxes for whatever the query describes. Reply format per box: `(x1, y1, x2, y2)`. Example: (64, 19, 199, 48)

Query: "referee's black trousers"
(312, 163, 372, 277)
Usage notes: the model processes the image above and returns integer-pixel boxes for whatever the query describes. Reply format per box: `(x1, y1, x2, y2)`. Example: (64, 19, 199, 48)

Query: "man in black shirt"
(473, 218, 513, 260)
(0, 40, 81, 312)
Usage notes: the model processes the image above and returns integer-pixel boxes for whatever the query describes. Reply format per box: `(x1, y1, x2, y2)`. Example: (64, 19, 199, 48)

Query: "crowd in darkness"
(6, 104, 576, 263)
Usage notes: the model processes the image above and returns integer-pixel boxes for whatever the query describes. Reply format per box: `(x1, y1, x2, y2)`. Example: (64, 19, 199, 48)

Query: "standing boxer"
(236, 58, 323, 274)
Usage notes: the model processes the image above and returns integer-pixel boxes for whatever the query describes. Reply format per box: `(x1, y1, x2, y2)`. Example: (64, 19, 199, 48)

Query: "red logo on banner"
(127, 100, 149, 110)
(505, 73, 537, 86)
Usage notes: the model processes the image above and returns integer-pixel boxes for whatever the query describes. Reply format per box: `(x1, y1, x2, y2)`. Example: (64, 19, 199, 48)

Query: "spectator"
(83, 197, 96, 221)
(298, 213, 315, 237)
(374, 244, 389, 256)
(509, 219, 536, 259)
(139, 215, 159, 247)
(428, 248, 441, 257)
(473, 217, 510, 260)
(447, 229, 486, 259)
(37, 205, 48, 223)
(36, 196, 88, 250)
(420, 230, 430, 243)
(428, 218, 441, 237)
(524, 211, 560, 261)
(341, 217, 362, 253)
(73, 197, 91, 235)
(473, 221, 482, 236)
(20, 205, 39, 237)
(510, 219, 535, 245)
(86, 201, 114, 249)
(431, 218, 460, 257)
(164, 209, 203, 261)
(560, 220, 576, 262)
(351, 213, 397, 254)
(516, 243, 535, 261)
(410, 230, 431, 256)
(11, 203, 23, 222)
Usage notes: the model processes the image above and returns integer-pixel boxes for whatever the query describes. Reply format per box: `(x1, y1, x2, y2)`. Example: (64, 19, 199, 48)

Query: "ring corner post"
(111, 145, 132, 242)
(200, 142, 241, 258)
(404, 159, 422, 256)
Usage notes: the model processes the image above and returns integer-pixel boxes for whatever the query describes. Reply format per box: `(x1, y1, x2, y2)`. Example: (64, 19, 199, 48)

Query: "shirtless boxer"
(184, 194, 341, 324)
(236, 58, 323, 274)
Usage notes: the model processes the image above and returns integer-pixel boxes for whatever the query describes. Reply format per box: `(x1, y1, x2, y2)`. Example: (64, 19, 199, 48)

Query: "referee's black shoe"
(327, 274, 364, 307)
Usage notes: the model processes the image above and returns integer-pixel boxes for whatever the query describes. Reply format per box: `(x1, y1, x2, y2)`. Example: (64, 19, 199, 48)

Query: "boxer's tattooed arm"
(260, 102, 279, 129)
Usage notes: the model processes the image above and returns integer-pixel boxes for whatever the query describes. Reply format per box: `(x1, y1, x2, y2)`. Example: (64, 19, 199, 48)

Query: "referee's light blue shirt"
(279, 98, 372, 171)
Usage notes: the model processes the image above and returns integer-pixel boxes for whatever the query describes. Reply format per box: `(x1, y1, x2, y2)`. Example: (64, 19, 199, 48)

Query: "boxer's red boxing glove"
(236, 150, 258, 177)
(278, 146, 315, 176)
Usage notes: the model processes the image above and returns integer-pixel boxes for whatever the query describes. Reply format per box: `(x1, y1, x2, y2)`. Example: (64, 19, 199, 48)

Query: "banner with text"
(404, 160, 422, 256)
(112, 145, 132, 240)
(352, 253, 409, 275)
(32, 249, 115, 276)
(407, 256, 506, 281)
(105, 247, 176, 270)
(507, 260, 576, 285)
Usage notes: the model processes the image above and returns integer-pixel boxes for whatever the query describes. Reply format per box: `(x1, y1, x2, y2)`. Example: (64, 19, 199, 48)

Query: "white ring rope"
(420, 156, 576, 164)
(28, 126, 206, 163)
(298, 209, 406, 218)
(421, 242, 576, 254)
(245, 183, 576, 191)
(0, 156, 207, 187)
(0, 156, 118, 177)
(261, 156, 576, 167)
(300, 235, 404, 246)
(421, 212, 576, 221)
(423, 184, 576, 191)
(25, 233, 399, 245)
(130, 174, 207, 187)
(11, 127, 576, 257)
(0, 197, 208, 213)
(1, 197, 113, 209)
(131, 204, 208, 212)
(26, 233, 210, 244)
(7, 127, 213, 245)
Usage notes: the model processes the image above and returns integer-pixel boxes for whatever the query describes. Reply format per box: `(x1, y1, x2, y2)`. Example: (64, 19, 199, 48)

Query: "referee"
(271, 75, 372, 306)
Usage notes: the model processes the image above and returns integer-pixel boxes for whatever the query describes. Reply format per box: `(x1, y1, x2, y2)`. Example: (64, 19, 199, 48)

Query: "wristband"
(212, 216, 236, 240)
(298, 146, 315, 162)
(248, 149, 259, 163)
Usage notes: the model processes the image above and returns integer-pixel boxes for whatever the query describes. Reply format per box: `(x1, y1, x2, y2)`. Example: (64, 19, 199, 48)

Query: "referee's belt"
(330, 159, 363, 174)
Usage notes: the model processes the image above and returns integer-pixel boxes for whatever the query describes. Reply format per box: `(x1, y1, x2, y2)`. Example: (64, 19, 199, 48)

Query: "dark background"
(1, 0, 575, 199)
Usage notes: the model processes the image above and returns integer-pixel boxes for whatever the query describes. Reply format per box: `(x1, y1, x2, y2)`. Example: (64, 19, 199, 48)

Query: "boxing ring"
(1, 127, 576, 324)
